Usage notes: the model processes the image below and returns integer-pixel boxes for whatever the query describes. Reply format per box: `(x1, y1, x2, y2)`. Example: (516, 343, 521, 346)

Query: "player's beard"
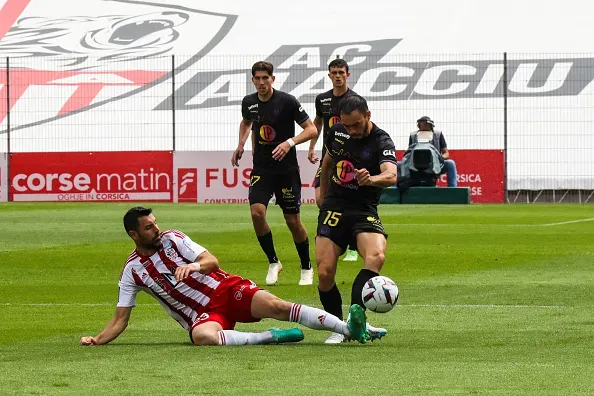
(150, 232, 163, 249)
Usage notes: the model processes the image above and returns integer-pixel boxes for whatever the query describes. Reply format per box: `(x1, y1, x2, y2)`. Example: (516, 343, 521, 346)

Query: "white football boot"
(265, 261, 283, 285)
(298, 268, 313, 285)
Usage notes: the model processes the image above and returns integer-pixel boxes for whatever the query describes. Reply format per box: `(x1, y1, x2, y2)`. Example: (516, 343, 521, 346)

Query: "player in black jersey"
(316, 95, 398, 344)
(308, 58, 359, 262)
(231, 61, 318, 286)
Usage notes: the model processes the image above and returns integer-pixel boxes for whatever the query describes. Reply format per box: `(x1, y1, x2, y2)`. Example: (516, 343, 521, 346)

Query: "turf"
(0, 203, 593, 395)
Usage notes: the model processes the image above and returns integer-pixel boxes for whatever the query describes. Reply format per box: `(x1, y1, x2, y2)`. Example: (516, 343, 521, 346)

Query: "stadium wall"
(0, 0, 592, 203)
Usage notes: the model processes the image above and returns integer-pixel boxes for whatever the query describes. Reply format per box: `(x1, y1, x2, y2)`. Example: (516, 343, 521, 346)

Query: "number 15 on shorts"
(323, 211, 342, 227)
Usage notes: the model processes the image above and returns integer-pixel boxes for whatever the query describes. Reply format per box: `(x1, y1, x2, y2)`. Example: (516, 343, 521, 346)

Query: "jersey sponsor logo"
(248, 103, 258, 110)
(281, 187, 295, 199)
(319, 98, 331, 103)
(367, 216, 384, 231)
(165, 246, 179, 260)
(336, 160, 355, 183)
(259, 125, 276, 141)
(329, 116, 341, 128)
(382, 149, 396, 158)
(163, 241, 179, 261)
(335, 131, 350, 139)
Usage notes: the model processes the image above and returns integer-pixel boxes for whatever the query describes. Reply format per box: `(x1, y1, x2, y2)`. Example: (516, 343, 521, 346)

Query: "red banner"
(396, 149, 504, 203)
(9, 151, 173, 202)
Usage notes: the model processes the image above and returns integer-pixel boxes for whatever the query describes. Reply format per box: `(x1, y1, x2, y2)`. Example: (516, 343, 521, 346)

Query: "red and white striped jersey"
(118, 229, 229, 331)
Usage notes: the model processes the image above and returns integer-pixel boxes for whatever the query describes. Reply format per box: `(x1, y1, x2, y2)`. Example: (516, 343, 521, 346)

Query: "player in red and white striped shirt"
(80, 207, 387, 346)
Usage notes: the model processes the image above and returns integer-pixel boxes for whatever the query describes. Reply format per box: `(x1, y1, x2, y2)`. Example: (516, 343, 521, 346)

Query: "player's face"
(341, 110, 371, 139)
(133, 214, 162, 248)
(328, 66, 349, 88)
(252, 71, 275, 96)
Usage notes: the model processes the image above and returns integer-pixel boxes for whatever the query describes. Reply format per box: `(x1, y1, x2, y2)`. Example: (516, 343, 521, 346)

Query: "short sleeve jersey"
(242, 89, 309, 171)
(323, 123, 397, 211)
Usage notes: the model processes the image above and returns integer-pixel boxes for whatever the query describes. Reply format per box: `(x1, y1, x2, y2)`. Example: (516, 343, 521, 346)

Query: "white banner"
(0, 0, 593, 189)
(173, 151, 318, 204)
(0, 153, 6, 202)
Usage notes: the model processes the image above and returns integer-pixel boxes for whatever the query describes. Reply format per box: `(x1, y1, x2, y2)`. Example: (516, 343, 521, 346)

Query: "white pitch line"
(0, 302, 575, 309)
(400, 304, 570, 309)
(540, 217, 594, 227)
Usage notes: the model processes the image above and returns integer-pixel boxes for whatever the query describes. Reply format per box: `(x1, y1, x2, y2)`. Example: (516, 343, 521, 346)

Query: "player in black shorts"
(315, 94, 398, 344)
(308, 58, 359, 262)
(231, 61, 318, 286)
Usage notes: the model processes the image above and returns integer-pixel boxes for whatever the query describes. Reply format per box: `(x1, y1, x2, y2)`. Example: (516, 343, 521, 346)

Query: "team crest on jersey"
(361, 147, 372, 160)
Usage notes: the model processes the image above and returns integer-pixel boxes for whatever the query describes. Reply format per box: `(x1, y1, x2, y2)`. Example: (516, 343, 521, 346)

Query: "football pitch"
(1, 203, 593, 395)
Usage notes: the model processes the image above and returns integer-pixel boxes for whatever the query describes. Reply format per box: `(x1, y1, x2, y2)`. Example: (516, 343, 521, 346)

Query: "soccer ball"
(361, 276, 399, 313)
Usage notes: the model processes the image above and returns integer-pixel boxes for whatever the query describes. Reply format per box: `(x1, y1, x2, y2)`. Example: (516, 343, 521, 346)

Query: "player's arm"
(356, 134, 398, 187)
(271, 118, 317, 161)
(319, 151, 335, 204)
(232, 97, 253, 167)
(80, 306, 132, 346)
(356, 162, 398, 187)
(175, 251, 220, 281)
(232, 119, 252, 166)
(308, 116, 323, 164)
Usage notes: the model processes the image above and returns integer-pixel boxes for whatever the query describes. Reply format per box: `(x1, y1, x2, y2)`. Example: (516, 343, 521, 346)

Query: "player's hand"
(80, 336, 98, 346)
(231, 147, 244, 167)
(308, 149, 319, 164)
(175, 263, 199, 281)
(355, 168, 374, 186)
(272, 141, 291, 161)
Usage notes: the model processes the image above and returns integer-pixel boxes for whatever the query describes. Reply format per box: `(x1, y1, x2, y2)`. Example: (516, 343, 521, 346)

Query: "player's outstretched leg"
(251, 290, 370, 344)
(191, 320, 303, 346)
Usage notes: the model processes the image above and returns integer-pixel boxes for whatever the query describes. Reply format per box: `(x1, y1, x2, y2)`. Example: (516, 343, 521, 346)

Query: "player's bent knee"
(364, 251, 385, 271)
(284, 215, 301, 229)
(250, 208, 266, 223)
(317, 264, 337, 290)
(192, 332, 219, 346)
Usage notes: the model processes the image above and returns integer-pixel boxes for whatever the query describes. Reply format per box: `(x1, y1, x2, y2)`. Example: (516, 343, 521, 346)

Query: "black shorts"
(316, 208, 388, 253)
(248, 168, 302, 214)
(312, 164, 322, 189)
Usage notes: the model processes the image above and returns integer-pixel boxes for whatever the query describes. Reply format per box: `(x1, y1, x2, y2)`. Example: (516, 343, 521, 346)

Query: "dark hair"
(328, 58, 349, 72)
(123, 206, 152, 234)
(251, 61, 274, 77)
(340, 95, 369, 115)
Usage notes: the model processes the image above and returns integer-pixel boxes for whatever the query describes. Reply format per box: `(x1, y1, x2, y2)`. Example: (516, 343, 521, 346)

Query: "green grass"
(0, 203, 593, 395)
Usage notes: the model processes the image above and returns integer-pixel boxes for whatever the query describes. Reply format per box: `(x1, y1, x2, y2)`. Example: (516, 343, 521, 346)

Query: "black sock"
(257, 231, 278, 264)
(351, 269, 379, 310)
(318, 284, 343, 320)
(294, 238, 312, 270)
